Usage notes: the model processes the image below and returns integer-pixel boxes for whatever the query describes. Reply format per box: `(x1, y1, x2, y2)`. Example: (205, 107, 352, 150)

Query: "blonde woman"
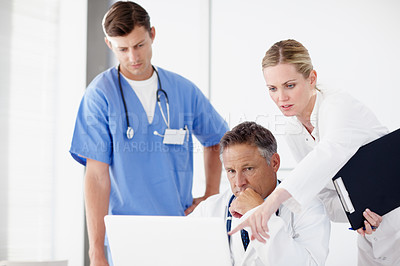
(231, 39, 400, 265)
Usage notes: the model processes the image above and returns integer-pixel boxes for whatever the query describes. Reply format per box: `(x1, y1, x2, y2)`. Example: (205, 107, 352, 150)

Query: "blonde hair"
(262, 39, 313, 79)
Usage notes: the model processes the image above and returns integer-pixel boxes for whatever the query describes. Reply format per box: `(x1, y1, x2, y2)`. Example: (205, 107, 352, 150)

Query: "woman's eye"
(287, 84, 295, 89)
(268, 87, 277, 92)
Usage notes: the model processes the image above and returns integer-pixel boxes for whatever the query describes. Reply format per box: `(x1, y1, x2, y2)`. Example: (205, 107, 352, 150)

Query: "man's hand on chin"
(229, 188, 264, 218)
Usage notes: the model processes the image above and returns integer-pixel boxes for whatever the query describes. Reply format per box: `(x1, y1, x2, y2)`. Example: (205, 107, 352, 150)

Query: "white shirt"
(190, 189, 330, 266)
(122, 71, 157, 124)
(281, 89, 400, 265)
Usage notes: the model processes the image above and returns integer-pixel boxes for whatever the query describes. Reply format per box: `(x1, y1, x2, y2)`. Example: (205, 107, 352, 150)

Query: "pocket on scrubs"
(166, 143, 191, 171)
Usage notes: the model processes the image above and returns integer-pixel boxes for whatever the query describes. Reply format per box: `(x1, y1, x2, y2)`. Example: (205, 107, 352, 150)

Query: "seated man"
(190, 121, 330, 265)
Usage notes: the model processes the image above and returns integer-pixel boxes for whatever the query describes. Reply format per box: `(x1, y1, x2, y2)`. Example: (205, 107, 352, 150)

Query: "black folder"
(332, 128, 400, 230)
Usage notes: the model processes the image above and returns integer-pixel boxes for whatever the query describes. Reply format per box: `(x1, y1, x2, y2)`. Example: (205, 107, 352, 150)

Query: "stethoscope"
(117, 64, 170, 139)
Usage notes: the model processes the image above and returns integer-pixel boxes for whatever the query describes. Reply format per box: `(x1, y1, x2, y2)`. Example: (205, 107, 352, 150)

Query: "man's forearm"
(84, 159, 111, 263)
(203, 144, 222, 196)
(184, 144, 222, 215)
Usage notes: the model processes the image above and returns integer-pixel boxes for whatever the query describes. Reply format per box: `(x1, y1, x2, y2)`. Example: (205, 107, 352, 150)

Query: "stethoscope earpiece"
(153, 130, 164, 137)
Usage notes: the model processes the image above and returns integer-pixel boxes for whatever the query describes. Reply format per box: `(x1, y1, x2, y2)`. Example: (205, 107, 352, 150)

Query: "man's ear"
(105, 37, 112, 49)
(270, 153, 280, 173)
(150, 26, 156, 42)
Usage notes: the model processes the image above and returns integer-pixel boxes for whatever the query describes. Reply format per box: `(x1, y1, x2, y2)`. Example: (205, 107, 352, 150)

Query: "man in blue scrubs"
(70, 1, 228, 265)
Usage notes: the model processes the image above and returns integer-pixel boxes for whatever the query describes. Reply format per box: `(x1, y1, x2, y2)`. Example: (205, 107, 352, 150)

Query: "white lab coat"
(280, 89, 400, 265)
(190, 189, 330, 266)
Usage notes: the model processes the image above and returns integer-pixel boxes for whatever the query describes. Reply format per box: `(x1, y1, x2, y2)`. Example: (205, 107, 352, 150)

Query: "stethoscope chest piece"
(126, 127, 134, 139)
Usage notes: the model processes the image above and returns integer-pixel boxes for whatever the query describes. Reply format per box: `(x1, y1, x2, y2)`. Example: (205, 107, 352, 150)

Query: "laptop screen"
(105, 215, 232, 266)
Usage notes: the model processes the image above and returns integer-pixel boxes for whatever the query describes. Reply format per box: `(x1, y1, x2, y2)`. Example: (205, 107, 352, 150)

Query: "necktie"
(241, 229, 250, 250)
(227, 195, 251, 250)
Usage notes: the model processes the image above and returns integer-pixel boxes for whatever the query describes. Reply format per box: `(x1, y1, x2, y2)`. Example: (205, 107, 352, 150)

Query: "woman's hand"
(229, 188, 291, 243)
(357, 208, 382, 236)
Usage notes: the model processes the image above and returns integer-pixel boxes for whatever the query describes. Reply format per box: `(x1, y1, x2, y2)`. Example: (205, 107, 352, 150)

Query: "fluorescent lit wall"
(1, 0, 86, 264)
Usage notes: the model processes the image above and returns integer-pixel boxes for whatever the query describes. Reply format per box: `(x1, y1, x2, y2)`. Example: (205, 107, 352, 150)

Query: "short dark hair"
(220, 121, 277, 164)
(103, 1, 151, 37)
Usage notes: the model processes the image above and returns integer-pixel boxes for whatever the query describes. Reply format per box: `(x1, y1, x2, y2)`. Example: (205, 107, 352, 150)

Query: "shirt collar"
(310, 90, 321, 129)
(308, 90, 322, 140)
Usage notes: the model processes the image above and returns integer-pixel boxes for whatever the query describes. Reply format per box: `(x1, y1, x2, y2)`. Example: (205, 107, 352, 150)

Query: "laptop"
(104, 215, 232, 266)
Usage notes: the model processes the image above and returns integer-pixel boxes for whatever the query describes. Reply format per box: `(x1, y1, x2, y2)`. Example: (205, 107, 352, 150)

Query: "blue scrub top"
(70, 66, 228, 217)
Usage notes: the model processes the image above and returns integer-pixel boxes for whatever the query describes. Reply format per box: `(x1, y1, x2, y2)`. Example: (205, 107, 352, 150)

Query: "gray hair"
(219, 121, 277, 165)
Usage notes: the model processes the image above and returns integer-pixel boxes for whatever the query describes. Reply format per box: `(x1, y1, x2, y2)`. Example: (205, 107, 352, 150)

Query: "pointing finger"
(229, 220, 247, 235)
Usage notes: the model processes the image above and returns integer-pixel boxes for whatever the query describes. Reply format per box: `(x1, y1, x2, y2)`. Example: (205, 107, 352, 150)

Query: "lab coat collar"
(237, 203, 283, 265)
(309, 90, 322, 141)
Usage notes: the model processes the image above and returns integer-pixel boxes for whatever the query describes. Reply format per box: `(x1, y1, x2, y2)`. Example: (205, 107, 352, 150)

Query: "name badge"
(163, 128, 187, 145)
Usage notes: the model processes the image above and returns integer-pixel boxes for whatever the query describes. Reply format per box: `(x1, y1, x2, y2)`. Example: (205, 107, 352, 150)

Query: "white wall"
(211, 0, 400, 168)
(1, 0, 86, 264)
(130, 1, 400, 265)
(53, 0, 87, 265)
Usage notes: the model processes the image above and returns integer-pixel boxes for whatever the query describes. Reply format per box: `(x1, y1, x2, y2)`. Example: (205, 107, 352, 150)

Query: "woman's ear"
(309, 70, 317, 87)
